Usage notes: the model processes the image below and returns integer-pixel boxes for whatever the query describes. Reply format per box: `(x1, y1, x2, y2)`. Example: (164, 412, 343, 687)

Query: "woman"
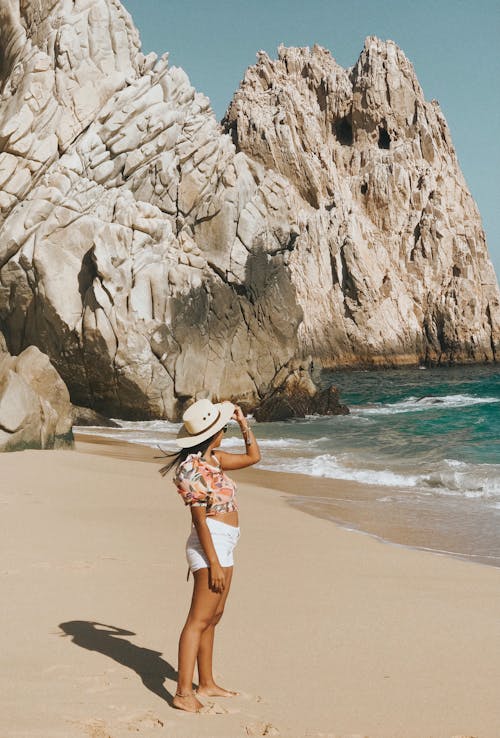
(159, 398, 261, 713)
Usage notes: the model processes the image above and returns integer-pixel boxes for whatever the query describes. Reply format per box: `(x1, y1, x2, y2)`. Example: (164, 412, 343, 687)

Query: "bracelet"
(240, 423, 252, 446)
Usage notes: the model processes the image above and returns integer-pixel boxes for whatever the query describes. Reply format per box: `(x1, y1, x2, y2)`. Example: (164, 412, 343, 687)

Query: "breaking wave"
(351, 394, 500, 416)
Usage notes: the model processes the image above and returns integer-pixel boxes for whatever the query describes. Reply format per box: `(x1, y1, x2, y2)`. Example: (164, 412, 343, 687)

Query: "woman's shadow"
(59, 621, 177, 706)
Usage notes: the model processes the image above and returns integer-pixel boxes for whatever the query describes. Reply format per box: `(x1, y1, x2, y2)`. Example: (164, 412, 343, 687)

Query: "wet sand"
(77, 433, 500, 567)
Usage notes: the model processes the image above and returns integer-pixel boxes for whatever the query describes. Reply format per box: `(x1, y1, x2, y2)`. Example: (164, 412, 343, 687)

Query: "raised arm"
(214, 405, 261, 470)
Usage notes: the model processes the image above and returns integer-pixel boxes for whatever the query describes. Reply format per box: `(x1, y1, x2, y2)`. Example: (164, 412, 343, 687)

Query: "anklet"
(175, 691, 192, 698)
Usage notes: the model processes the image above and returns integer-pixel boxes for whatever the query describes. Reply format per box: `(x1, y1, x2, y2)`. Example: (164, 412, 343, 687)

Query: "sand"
(1, 437, 499, 738)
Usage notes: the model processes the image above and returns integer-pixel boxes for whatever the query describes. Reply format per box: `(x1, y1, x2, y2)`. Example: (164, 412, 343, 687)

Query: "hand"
(209, 563, 225, 593)
(232, 404, 246, 425)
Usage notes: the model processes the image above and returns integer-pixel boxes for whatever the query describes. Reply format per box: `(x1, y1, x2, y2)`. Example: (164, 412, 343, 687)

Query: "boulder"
(71, 406, 120, 428)
(254, 361, 349, 421)
(0, 346, 73, 451)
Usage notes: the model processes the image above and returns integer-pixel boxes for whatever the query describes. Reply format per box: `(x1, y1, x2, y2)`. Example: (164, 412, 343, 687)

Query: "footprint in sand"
(72, 718, 111, 738)
(235, 691, 269, 705)
(244, 722, 280, 736)
(119, 711, 168, 730)
(200, 701, 241, 715)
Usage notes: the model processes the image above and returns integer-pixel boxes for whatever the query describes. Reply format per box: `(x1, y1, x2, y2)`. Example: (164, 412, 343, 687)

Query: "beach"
(74, 364, 500, 569)
(1, 437, 499, 738)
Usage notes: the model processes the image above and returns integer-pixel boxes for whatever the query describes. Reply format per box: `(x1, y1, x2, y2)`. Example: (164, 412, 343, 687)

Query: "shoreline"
(75, 433, 499, 569)
(2, 439, 500, 737)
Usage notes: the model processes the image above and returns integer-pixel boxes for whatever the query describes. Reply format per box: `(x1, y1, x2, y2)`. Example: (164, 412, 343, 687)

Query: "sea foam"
(351, 393, 500, 416)
(258, 453, 500, 503)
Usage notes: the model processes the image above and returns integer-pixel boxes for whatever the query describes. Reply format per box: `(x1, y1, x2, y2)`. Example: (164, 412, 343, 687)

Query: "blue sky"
(121, 0, 500, 279)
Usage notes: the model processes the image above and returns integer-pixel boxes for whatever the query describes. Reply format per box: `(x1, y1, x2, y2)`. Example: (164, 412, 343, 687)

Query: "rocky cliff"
(223, 42, 500, 368)
(0, 0, 498, 420)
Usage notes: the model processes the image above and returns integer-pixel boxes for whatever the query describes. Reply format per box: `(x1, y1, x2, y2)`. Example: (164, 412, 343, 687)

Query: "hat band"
(185, 408, 221, 437)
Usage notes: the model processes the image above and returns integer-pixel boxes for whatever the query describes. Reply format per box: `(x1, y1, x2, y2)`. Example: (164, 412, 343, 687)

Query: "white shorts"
(186, 517, 241, 573)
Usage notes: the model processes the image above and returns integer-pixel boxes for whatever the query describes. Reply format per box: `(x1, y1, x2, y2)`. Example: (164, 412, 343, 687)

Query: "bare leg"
(173, 568, 222, 712)
(197, 567, 238, 697)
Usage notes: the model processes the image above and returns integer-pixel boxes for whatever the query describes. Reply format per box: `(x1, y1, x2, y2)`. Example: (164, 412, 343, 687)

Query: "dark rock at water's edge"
(0, 346, 74, 452)
(72, 406, 120, 428)
(253, 361, 349, 422)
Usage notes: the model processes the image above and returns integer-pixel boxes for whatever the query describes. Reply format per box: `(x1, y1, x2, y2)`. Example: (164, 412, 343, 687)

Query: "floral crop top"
(174, 451, 238, 515)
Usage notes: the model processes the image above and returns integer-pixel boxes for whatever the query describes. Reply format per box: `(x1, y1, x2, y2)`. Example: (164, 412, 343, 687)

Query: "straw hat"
(176, 399, 235, 448)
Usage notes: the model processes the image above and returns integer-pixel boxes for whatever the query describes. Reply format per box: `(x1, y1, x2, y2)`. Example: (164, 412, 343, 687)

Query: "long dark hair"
(157, 435, 216, 477)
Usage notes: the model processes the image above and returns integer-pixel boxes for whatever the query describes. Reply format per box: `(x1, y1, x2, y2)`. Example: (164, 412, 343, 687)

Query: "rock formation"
(0, 0, 498, 421)
(0, 345, 73, 450)
(253, 360, 349, 421)
(71, 405, 120, 427)
(224, 42, 500, 369)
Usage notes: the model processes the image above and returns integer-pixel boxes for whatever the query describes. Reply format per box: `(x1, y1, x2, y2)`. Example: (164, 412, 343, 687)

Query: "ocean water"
(76, 364, 500, 568)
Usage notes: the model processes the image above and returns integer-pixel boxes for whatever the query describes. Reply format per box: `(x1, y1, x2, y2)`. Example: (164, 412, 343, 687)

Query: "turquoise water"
(252, 365, 500, 566)
(76, 364, 500, 567)
(322, 364, 500, 466)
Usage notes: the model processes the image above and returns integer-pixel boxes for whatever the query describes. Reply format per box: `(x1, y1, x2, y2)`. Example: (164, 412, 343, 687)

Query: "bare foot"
(172, 691, 204, 713)
(197, 683, 239, 697)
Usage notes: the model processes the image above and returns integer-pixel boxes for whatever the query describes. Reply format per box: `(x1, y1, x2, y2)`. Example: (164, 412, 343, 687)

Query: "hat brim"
(175, 401, 235, 448)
